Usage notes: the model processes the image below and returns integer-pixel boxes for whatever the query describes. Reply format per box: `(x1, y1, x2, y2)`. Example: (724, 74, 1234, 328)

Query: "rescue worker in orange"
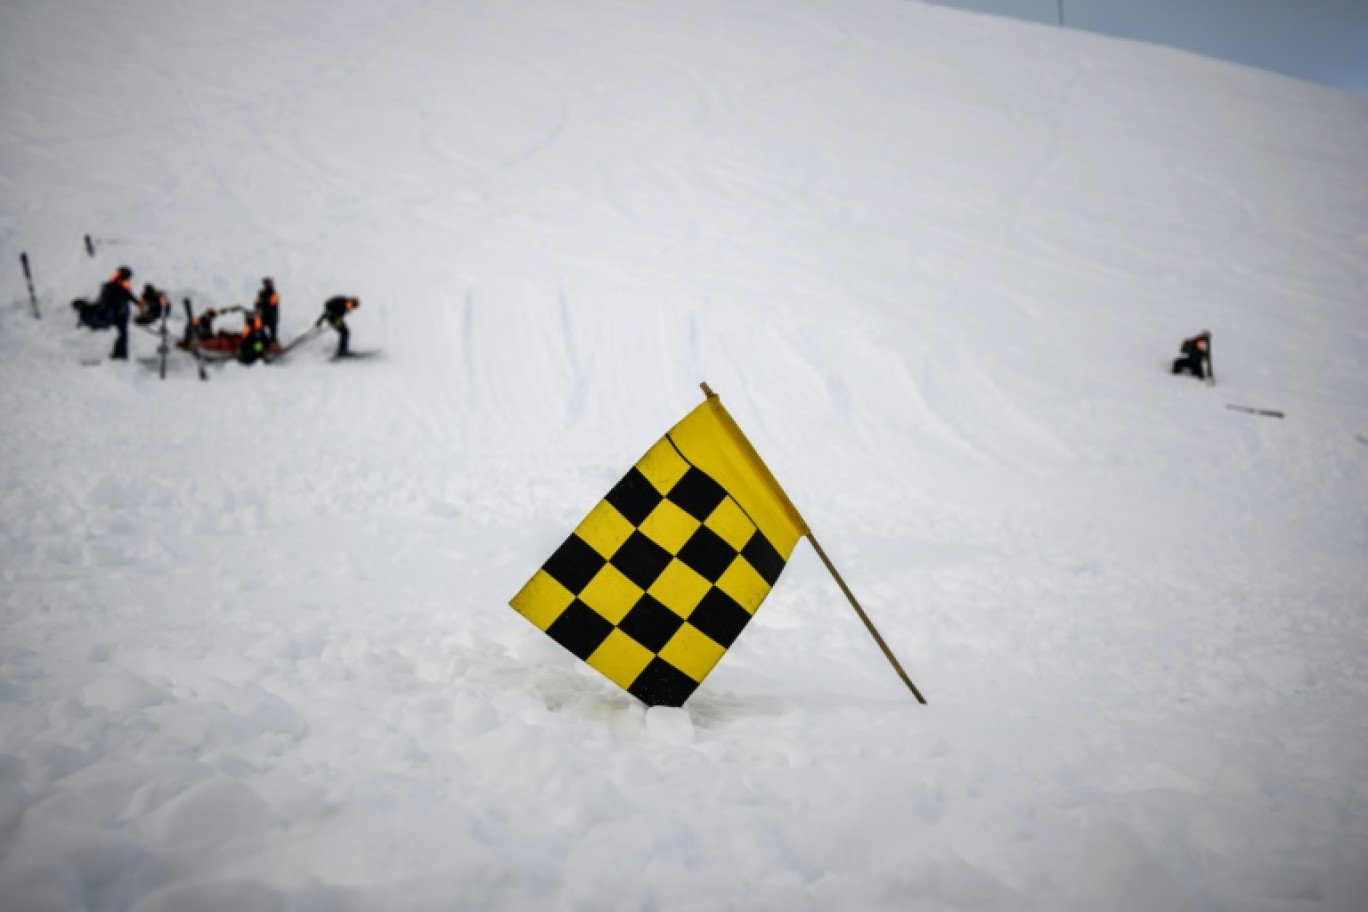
(316, 296, 360, 357)
(99, 266, 138, 359)
(254, 277, 280, 345)
(238, 311, 272, 365)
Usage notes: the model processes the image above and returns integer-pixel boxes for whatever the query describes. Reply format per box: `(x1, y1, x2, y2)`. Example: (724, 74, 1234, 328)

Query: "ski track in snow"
(2, 1, 1368, 910)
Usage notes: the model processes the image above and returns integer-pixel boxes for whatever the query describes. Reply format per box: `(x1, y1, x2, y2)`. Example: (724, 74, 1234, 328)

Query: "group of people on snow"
(73, 264, 1211, 382)
(73, 267, 360, 364)
(187, 277, 284, 365)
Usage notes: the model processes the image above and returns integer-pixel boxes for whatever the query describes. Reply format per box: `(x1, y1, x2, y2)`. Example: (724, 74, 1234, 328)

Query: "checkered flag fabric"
(511, 396, 807, 707)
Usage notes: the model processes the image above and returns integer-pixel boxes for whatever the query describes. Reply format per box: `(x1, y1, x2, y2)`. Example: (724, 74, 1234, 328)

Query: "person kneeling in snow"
(238, 311, 272, 365)
(135, 283, 170, 326)
(316, 296, 360, 357)
(184, 307, 220, 345)
(1171, 330, 1212, 381)
(186, 307, 234, 352)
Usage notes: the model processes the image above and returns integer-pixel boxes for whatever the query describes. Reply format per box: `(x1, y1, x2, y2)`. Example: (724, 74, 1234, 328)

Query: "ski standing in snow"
(20, 252, 40, 319)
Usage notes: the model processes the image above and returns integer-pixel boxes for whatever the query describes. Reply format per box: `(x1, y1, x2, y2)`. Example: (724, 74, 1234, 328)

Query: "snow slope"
(2, 1, 1367, 910)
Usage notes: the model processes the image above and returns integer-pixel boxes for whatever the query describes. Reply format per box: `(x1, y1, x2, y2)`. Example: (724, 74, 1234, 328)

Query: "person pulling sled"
(317, 296, 360, 357)
(1172, 330, 1213, 382)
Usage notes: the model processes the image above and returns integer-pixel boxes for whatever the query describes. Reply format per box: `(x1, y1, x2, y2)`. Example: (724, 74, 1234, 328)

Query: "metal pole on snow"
(20, 252, 40, 318)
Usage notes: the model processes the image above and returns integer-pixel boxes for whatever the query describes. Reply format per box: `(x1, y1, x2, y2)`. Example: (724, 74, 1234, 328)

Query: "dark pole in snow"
(699, 380, 928, 705)
(20, 252, 39, 319)
(1226, 404, 1284, 419)
(183, 298, 208, 382)
(809, 533, 928, 705)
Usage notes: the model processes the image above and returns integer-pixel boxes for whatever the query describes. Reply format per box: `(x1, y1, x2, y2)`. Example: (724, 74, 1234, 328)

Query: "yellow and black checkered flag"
(511, 391, 809, 707)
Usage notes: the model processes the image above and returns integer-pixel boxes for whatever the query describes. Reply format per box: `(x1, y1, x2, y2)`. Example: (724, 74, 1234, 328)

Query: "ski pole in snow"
(698, 380, 928, 705)
(1226, 404, 1283, 419)
(157, 297, 172, 381)
(182, 298, 208, 382)
(84, 233, 132, 258)
(809, 533, 928, 704)
(20, 252, 40, 319)
(267, 324, 325, 363)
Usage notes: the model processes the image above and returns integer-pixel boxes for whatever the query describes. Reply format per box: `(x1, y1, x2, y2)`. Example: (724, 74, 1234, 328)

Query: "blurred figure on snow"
(192, 307, 220, 341)
(1171, 330, 1213, 382)
(316, 296, 360, 357)
(254, 277, 280, 345)
(187, 306, 253, 355)
(71, 297, 110, 330)
(135, 283, 170, 326)
(238, 311, 272, 365)
(71, 266, 137, 360)
(99, 266, 137, 359)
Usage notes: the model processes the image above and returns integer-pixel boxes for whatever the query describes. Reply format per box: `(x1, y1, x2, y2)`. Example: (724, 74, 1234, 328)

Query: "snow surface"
(3, 1, 1368, 910)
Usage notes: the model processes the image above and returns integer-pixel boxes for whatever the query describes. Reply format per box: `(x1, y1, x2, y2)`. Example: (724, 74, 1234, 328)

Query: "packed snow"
(2, 1, 1368, 910)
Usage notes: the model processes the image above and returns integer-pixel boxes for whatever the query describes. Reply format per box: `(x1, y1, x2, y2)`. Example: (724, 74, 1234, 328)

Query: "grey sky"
(928, 0, 1368, 94)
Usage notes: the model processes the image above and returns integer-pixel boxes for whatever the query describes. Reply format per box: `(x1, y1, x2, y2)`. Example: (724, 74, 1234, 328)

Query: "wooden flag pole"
(697, 382, 926, 705)
(808, 534, 928, 704)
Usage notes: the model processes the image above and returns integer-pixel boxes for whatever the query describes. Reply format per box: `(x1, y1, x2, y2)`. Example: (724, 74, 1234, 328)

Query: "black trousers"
(1171, 355, 1204, 379)
(111, 317, 129, 359)
(334, 321, 350, 355)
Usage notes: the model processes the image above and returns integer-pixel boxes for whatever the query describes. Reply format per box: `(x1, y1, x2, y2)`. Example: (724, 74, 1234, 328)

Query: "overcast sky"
(930, 0, 1368, 93)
